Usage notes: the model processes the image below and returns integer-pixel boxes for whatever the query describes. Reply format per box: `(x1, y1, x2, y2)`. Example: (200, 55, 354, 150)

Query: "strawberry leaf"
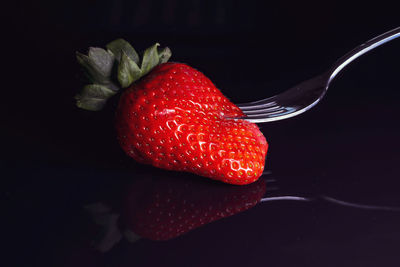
(141, 43, 160, 75)
(106, 38, 139, 64)
(76, 39, 172, 111)
(76, 52, 110, 84)
(118, 51, 142, 88)
(75, 84, 116, 111)
(88, 47, 115, 77)
(158, 47, 172, 64)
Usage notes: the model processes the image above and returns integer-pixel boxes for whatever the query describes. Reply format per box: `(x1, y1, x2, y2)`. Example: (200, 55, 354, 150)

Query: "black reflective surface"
(4, 1, 400, 266)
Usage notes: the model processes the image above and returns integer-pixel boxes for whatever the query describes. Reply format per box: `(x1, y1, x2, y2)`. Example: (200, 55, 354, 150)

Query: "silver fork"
(238, 27, 400, 123)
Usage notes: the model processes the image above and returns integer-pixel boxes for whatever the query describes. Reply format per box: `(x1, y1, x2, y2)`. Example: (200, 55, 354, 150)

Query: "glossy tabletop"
(3, 2, 400, 266)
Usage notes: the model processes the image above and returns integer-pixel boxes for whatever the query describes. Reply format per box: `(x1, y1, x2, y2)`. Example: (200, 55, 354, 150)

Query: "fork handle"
(328, 26, 400, 83)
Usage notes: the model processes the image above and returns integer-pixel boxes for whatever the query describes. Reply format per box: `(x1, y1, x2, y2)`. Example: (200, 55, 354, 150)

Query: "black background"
(3, 1, 400, 266)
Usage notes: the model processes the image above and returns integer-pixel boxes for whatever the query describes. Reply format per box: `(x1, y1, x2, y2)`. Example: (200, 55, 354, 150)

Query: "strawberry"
(76, 39, 268, 185)
(120, 174, 267, 241)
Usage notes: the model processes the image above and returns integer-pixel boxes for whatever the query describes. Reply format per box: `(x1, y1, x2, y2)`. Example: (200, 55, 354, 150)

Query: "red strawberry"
(120, 174, 267, 241)
(76, 40, 268, 185)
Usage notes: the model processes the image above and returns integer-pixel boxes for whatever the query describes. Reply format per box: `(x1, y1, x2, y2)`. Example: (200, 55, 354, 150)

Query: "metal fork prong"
(237, 97, 277, 110)
(244, 107, 287, 118)
(241, 105, 282, 115)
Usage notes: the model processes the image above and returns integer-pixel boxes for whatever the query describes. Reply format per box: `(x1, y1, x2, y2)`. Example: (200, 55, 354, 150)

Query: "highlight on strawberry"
(76, 39, 268, 185)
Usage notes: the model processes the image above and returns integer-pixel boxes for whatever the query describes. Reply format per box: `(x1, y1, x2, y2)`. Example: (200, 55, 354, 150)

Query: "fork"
(238, 26, 400, 123)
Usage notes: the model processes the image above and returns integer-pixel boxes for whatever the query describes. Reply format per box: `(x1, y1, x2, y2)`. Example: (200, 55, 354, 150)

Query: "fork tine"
(225, 104, 287, 122)
(245, 107, 287, 118)
(241, 104, 282, 114)
(237, 96, 277, 110)
(244, 107, 288, 118)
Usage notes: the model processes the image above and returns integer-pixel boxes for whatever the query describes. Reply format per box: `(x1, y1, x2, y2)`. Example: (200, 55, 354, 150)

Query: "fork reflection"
(262, 174, 400, 212)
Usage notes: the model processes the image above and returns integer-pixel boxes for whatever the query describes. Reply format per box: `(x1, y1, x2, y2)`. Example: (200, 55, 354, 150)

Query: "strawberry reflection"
(86, 172, 266, 248)
(121, 174, 266, 241)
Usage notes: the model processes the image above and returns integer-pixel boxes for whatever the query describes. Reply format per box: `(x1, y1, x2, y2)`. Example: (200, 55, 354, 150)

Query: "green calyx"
(75, 39, 172, 111)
